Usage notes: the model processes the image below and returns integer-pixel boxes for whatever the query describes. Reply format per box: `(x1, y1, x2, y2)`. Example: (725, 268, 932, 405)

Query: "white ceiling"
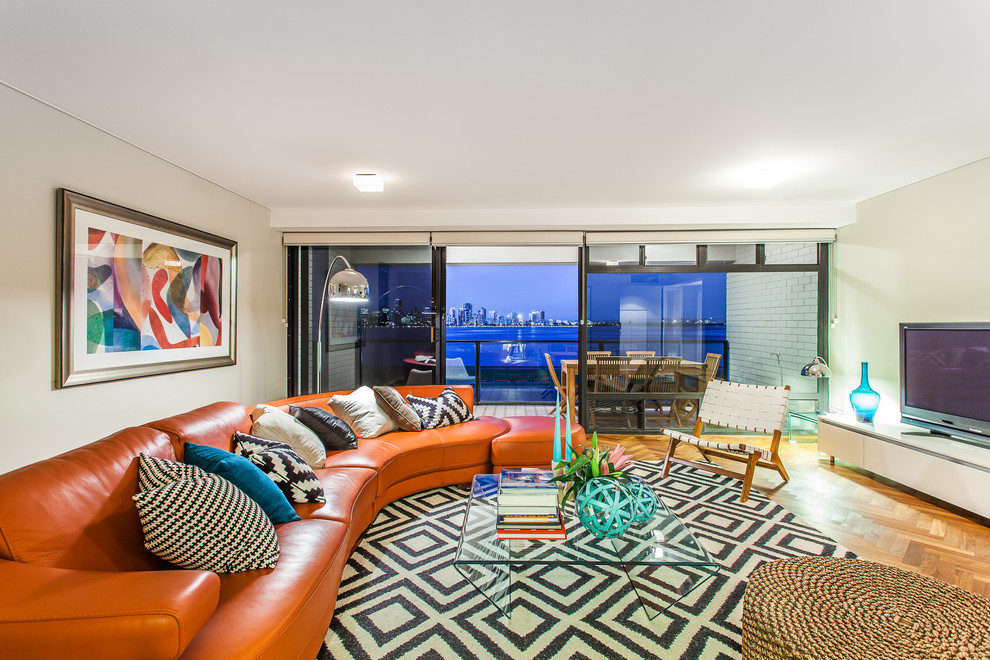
(2, 1, 990, 220)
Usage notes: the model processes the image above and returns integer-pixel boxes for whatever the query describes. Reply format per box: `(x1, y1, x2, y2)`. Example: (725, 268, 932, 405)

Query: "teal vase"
(849, 362, 880, 423)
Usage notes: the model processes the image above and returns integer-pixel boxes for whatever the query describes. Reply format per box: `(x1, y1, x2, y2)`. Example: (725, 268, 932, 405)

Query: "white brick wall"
(726, 242, 820, 409)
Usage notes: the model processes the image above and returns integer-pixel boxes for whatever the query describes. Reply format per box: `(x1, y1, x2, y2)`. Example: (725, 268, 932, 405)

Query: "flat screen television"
(900, 322, 990, 446)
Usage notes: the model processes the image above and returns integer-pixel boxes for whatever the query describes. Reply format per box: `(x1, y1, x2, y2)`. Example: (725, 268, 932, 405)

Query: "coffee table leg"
(455, 562, 512, 617)
(620, 563, 720, 620)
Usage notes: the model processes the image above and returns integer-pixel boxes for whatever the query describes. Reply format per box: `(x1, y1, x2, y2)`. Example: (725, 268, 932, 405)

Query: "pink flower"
(610, 445, 633, 471)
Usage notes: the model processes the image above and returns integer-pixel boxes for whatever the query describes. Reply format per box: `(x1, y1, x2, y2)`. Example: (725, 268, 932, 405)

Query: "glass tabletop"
(453, 473, 719, 618)
(454, 473, 716, 568)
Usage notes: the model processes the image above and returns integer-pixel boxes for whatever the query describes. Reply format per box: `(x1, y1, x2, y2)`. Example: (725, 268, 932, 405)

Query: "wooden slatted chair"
(660, 379, 790, 502)
(627, 359, 660, 392)
(587, 351, 612, 358)
(624, 350, 656, 358)
(589, 356, 631, 427)
(644, 356, 684, 425)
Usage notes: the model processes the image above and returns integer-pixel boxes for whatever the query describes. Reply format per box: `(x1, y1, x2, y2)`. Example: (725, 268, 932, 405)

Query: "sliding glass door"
(444, 246, 579, 404)
(286, 245, 434, 396)
(580, 242, 827, 434)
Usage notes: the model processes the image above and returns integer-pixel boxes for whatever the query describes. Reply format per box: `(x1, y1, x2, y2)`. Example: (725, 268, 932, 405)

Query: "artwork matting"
(56, 189, 237, 388)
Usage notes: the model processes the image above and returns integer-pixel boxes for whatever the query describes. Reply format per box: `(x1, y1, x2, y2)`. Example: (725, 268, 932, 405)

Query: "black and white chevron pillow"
(234, 432, 326, 504)
(405, 387, 474, 429)
(133, 474, 280, 572)
(136, 453, 208, 492)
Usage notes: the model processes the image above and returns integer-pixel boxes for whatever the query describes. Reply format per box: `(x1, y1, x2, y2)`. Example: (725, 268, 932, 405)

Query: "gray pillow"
(373, 386, 423, 432)
(328, 386, 397, 438)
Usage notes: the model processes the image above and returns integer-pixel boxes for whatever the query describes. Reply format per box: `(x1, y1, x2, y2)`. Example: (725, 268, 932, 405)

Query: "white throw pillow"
(328, 386, 398, 438)
(251, 403, 327, 469)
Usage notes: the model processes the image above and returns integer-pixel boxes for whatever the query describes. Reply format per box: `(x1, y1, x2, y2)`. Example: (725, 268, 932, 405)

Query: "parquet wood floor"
(605, 432, 990, 598)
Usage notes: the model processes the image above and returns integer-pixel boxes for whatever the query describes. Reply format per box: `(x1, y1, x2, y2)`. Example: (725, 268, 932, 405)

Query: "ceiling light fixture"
(743, 169, 783, 189)
(353, 173, 384, 192)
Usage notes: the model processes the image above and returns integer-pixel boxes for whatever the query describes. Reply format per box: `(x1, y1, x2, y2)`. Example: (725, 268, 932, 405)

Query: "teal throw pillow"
(183, 441, 300, 525)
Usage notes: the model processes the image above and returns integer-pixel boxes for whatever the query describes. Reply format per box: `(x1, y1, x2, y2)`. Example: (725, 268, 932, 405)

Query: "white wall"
(832, 157, 990, 421)
(0, 85, 284, 472)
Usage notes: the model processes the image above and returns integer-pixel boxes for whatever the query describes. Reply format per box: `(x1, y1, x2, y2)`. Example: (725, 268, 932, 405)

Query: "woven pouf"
(742, 556, 990, 660)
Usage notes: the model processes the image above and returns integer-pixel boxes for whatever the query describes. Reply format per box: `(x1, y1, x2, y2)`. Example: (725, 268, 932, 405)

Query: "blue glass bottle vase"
(849, 361, 880, 423)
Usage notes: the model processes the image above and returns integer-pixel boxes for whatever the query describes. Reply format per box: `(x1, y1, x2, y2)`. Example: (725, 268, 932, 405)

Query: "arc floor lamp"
(316, 255, 370, 389)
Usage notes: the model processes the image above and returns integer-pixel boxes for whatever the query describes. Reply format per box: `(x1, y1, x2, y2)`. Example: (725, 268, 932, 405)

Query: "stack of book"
(496, 468, 566, 541)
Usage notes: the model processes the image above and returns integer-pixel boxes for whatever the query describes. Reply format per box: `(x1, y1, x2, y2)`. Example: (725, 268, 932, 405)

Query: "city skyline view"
(446, 264, 578, 323)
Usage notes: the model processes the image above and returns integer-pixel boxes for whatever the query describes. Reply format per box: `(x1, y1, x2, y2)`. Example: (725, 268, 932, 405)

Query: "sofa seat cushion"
(432, 416, 509, 469)
(296, 467, 378, 526)
(322, 433, 445, 497)
(0, 559, 220, 660)
(491, 416, 587, 471)
(176, 519, 349, 660)
(0, 426, 173, 572)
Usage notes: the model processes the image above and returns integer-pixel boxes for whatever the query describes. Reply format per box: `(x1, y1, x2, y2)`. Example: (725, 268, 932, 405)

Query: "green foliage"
(550, 431, 626, 502)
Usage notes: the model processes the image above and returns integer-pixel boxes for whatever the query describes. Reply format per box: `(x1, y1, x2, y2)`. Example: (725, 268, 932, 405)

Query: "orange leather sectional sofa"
(0, 385, 584, 660)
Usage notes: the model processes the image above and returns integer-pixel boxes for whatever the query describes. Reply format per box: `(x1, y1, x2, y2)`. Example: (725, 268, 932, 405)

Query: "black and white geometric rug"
(319, 461, 855, 660)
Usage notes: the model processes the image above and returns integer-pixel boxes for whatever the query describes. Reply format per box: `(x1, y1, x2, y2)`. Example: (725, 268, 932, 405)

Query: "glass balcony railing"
(446, 339, 729, 404)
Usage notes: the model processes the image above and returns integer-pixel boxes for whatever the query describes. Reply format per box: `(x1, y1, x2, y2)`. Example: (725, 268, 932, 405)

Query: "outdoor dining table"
(558, 358, 706, 423)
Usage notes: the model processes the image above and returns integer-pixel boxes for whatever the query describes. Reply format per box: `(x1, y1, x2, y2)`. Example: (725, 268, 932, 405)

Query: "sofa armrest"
(0, 559, 220, 660)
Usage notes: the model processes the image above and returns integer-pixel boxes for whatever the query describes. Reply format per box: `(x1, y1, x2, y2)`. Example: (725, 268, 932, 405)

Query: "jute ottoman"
(742, 556, 990, 659)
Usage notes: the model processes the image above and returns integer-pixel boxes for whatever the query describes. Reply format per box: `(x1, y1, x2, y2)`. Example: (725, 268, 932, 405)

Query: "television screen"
(901, 324, 990, 439)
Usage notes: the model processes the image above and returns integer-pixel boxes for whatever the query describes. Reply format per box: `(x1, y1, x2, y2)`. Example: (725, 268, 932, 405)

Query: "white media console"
(818, 415, 990, 519)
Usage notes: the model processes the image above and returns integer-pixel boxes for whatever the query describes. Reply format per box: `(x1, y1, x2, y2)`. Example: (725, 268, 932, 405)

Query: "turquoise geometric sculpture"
(575, 477, 635, 538)
(624, 476, 658, 524)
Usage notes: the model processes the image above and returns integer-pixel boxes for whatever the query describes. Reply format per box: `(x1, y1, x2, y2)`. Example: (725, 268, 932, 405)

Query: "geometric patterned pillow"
(233, 432, 326, 504)
(136, 453, 208, 492)
(405, 387, 474, 430)
(133, 474, 280, 572)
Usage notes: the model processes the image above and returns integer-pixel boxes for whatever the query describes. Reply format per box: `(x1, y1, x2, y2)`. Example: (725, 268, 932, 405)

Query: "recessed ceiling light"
(743, 169, 783, 189)
(353, 173, 384, 192)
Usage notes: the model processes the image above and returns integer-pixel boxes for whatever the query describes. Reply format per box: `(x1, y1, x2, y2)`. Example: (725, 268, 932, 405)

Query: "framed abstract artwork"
(55, 190, 237, 388)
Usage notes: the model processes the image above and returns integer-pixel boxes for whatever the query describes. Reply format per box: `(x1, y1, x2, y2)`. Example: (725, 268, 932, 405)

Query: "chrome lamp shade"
(328, 266, 370, 302)
(800, 356, 832, 378)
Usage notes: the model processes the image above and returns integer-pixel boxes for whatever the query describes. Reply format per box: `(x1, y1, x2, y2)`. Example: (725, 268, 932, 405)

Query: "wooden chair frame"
(644, 356, 684, 425)
(677, 352, 722, 421)
(588, 356, 631, 427)
(660, 380, 790, 502)
(544, 352, 571, 418)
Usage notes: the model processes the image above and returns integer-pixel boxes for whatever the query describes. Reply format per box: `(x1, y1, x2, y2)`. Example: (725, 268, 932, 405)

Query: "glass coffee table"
(453, 474, 719, 619)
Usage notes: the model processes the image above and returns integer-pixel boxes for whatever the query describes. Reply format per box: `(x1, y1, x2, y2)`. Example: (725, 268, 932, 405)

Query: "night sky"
(447, 265, 578, 320)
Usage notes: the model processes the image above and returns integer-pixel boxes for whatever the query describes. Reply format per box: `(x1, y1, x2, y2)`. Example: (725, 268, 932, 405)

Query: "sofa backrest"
(0, 426, 174, 571)
(262, 385, 476, 415)
(145, 401, 253, 459)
